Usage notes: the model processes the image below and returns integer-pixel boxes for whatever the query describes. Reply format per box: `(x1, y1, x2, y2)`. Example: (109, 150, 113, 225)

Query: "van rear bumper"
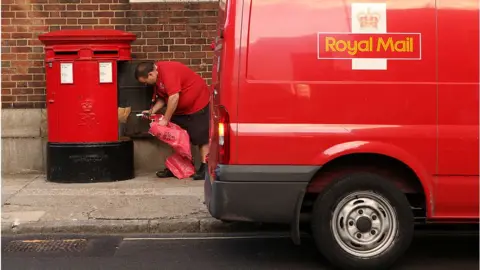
(204, 165, 320, 224)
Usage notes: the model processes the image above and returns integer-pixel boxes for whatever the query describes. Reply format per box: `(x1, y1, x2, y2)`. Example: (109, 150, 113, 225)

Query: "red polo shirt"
(155, 61, 210, 115)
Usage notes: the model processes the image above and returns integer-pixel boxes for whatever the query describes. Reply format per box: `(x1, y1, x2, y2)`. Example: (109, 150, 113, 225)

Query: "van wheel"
(311, 172, 414, 270)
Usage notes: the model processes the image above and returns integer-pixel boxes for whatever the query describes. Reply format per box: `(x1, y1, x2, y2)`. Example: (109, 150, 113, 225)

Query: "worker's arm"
(163, 93, 179, 122)
(150, 99, 165, 114)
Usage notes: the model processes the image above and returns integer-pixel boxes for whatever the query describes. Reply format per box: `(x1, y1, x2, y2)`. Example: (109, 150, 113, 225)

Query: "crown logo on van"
(357, 8, 380, 29)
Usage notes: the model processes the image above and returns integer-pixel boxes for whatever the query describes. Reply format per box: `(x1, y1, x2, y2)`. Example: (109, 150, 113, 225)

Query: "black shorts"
(170, 104, 210, 146)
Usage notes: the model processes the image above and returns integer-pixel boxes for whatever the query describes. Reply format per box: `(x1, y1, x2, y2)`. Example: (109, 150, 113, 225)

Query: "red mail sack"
(165, 153, 195, 179)
(148, 115, 194, 179)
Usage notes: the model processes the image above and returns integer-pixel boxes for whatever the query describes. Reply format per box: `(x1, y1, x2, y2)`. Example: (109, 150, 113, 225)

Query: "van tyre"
(311, 172, 414, 270)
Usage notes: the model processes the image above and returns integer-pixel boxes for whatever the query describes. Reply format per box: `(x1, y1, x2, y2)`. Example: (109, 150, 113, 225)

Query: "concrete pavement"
(1, 174, 271, 235)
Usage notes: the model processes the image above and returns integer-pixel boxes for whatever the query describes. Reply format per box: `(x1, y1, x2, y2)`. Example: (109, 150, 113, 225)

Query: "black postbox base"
(46, 137, 134, 183)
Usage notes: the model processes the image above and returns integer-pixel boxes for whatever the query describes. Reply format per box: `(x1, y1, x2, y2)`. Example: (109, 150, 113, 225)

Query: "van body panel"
(206, 0, 479, 223)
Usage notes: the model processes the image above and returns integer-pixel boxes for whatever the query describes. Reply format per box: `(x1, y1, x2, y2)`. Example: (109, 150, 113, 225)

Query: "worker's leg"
(187, 104, 210, 180)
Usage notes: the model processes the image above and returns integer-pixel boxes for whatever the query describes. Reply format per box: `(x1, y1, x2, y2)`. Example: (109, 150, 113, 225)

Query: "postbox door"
(53, 60, 118, 143)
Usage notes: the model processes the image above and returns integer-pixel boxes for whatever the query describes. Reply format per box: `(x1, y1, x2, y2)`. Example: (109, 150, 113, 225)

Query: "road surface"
(2, 230, 478, 269)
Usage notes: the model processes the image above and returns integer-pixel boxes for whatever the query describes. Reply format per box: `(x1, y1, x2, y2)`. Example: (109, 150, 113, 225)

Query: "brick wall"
(1, 0, 218, 109)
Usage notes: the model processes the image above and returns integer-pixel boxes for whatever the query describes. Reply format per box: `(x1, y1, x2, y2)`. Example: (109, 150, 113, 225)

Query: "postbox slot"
(55, 51, 78, 56)
(94, 50, 119, 56)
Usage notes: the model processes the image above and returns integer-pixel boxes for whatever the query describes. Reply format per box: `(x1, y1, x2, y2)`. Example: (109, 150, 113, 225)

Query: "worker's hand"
(141, 110, 151, 119)
(158, 118, 169, 126)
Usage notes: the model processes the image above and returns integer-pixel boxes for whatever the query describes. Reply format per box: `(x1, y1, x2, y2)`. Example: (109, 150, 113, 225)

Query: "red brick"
(83, 11, 93, 17)
(132, 52, 147, 59)
(29, 40, 43, 46)
(186, 52, 206, 58)
(78, 18, 98, 24)
(174, 52, 186, 58)
(2, 26, 16, 33)
(28, 53, 44, 60)
(94, 11, 113, 17)
(28, 81, 45, 87)
(175, 59, 190, 66)
(3, 11, 15, 18)
(77, 4, 98, 10)
(126, 25, 146, 32)
(200, 16, 217, 23)
(12, 88, 33, 95)
(12, 32, 32, 39)
(34, 89, 46, 95)
(109, 4, 128, 10)
(44, 4, 66, 10)
(12, 61, 31, 68)
(2, 89, 12, 95)
(2, 96, 16, 102)
(17, 82, 28, 87)
(170, 32, 189, 38)
(29, 25, 49, 32)
(2, 82, 16, 88)
(12, 102, 36, 109)
(13, 25, 27, 34)
(187, 38, 206, 44)
(142, 46, 158, 53)
(28, 67, 44, 74)
(32, 4, 44, 10)
(33, 74, 45, 80)
(49, 11, 61, 17)
(46, 18, 66, 24)
(93, 25, 112, 29)
(34, 102, 47, 109)
(147, 39, 163, 45)
(61, 11, 81, 17)
(174, 38, 186, 45)
(11, 75, 33, 81)
(158, 46, 169, 52)
(110, 18, 128, 24)
(143, 32, 158, 38)
(16, 11, 29, 18)
(17, 54, 28, 60)
(12, 47, 33, 53)
(164, 38, 174, 45)
(28, 95, 46, 101)
(16, 96, 28, 102)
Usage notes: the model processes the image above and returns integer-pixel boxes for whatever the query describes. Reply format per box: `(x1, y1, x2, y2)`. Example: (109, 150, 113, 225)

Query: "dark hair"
(134, 61, 155, 80)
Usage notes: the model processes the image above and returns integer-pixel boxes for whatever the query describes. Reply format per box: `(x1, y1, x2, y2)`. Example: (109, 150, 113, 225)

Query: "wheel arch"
(308, 141, 434, 217)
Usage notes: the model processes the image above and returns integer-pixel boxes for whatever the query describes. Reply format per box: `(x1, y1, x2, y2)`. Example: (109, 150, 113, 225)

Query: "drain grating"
(4, 239, 88, 253)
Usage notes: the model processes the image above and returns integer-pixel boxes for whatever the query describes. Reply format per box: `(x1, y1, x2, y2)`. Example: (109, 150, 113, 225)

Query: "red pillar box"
(39, 29, 137, 183)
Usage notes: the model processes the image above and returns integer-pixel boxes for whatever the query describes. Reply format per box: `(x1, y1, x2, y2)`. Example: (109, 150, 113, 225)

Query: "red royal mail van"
(204, 0, 479, 269)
